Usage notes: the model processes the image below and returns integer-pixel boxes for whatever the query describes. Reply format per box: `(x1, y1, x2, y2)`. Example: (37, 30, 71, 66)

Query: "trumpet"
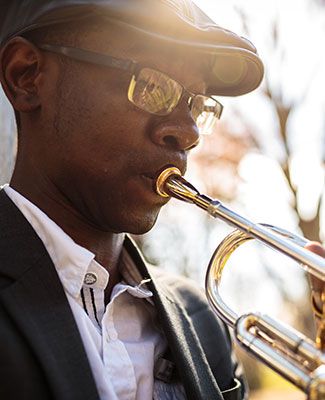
(155, 166, 325, 400)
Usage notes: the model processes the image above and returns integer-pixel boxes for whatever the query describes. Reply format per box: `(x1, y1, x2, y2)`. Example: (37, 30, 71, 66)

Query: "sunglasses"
(38, 44, 223, 135)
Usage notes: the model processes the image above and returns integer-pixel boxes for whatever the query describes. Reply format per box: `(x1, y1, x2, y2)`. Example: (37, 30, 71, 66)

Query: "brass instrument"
(155, 166, 325, 400)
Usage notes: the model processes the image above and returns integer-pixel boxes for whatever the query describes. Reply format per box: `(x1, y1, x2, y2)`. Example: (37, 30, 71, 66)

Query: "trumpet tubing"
(155, 166, 325, 400)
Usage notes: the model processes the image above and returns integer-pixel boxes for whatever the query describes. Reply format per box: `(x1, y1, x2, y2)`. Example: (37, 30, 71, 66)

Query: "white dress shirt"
(3, 185, 186, 400)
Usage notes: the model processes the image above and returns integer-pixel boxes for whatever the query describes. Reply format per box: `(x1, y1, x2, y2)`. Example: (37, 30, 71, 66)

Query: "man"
(0, 1, 322, 399)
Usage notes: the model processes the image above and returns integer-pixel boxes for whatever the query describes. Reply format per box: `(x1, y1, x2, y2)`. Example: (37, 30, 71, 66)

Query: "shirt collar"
(3, 185, 151, 299)
(3, 184, 108, 297)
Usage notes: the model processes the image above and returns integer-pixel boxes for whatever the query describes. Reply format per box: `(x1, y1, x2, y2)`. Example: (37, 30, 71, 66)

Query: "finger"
(305, 242, 325, 291)
(305, 241, 325, 257)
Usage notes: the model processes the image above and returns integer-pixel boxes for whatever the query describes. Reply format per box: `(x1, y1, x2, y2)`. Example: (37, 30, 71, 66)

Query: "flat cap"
(0, 0, 264, 96)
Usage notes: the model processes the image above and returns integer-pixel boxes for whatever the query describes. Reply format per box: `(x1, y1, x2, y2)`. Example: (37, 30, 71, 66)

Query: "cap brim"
(1, 1, 264, 96)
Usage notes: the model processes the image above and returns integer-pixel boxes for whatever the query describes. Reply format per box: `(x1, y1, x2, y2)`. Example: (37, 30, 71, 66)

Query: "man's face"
(36, 24, 205, 234)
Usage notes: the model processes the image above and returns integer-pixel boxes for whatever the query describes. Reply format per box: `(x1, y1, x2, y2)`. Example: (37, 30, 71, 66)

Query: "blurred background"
(0, 0, 324, 399)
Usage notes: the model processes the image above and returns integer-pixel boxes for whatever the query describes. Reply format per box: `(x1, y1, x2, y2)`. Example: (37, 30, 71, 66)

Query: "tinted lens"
(191, 95, 223, 135)
(128, 68, 183, 115)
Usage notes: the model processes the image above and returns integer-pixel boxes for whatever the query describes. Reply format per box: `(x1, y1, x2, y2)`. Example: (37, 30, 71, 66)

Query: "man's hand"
(305, 242, 325, 350)
(306, 242, 325, 293)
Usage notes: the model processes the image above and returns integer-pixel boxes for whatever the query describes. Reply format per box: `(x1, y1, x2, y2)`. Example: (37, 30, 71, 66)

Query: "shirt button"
(84, 272, 97, 285)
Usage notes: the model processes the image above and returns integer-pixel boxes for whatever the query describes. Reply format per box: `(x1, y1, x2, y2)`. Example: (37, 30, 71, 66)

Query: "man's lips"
(140, 174, 159, 196)
(143, 163, 186, 181)
(136, 174, 170, 206)
(141, 173, 154, 182)
(137, 161, 186, 202)
(141, 164, 185, 196)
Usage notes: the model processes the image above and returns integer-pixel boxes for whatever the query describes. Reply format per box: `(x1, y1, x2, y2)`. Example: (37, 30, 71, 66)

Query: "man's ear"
(0, 37, 44, 113)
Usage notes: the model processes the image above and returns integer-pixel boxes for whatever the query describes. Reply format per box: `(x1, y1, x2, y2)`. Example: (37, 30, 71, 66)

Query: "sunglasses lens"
(191, 95, 223, 135)
(128, 68, 223, 135)
(128, 68, 183, 115)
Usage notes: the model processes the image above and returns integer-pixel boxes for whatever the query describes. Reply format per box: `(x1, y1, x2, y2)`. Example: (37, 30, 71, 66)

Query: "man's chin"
(95, 210, 160, 235)
(122, 217, 158, 235)
(126, 225, 155, 235)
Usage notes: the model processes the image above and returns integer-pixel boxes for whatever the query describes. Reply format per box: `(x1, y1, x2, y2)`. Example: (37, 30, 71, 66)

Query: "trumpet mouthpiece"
(155, 167, 182, 197)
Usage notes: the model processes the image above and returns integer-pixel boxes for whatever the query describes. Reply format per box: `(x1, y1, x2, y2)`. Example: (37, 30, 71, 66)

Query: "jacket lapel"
(0, 190, 99, 400)
(125, 237, 224, 400)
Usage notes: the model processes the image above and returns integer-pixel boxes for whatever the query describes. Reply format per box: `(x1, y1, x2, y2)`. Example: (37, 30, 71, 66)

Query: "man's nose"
(150, 107, 200, 151)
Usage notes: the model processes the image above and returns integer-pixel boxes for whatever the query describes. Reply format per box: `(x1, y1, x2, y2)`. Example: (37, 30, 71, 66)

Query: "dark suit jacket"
(0, 189, 245, 400)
